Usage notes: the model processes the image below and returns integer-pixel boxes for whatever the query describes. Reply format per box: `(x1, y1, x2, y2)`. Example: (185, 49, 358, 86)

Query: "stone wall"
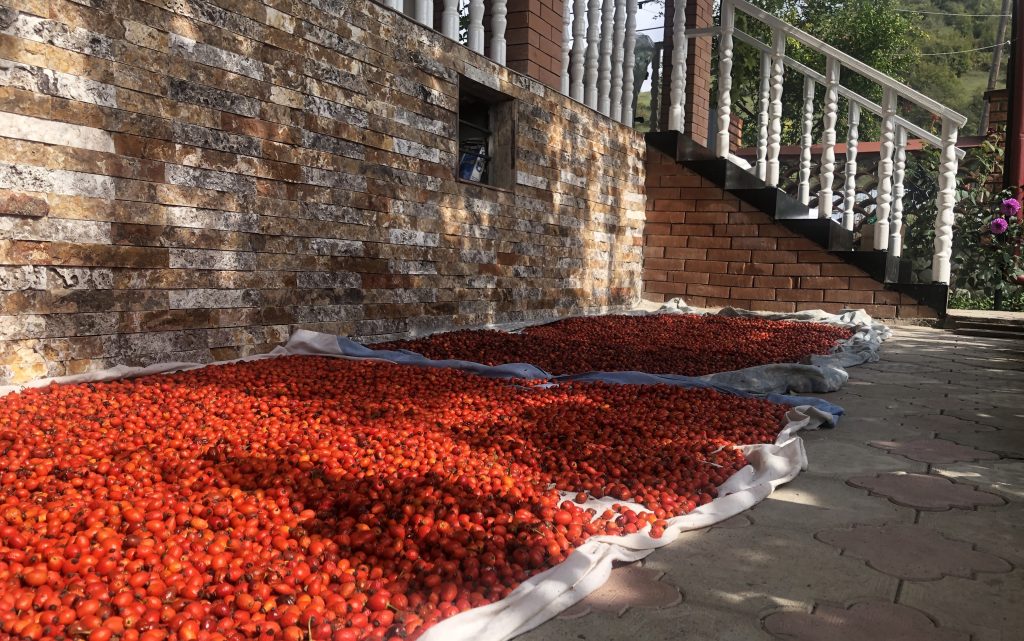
(642, 149, 937, 319)
(0, 0, 645, 384)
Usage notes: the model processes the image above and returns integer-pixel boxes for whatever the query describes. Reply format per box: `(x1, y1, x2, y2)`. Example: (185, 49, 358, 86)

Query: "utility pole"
(978, 0, 1012, 134)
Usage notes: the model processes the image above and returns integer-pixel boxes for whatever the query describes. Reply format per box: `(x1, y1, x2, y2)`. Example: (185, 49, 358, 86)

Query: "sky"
(636, 2, 668, 91)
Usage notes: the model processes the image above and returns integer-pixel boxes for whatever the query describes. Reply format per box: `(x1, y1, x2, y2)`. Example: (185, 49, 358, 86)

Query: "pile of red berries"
(377, 314, 854, 376)
(0, 356, 789, 641)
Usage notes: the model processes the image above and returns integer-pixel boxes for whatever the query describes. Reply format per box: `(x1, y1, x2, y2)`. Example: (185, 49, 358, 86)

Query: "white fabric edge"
(418, 405, 831, 641)
(654, 299, 892, 394)
(355, 301, 890, 395)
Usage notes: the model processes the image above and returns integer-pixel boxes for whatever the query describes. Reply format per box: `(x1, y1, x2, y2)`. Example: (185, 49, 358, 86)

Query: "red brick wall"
(986, 88, 1009, 133)
(506, 0, 564, 89)
(642, 150, 937, 318)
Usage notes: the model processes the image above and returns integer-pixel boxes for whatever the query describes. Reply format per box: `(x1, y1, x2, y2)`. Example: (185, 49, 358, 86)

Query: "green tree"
(723, 0, 922, 145)
(897, 0, 1009, 133)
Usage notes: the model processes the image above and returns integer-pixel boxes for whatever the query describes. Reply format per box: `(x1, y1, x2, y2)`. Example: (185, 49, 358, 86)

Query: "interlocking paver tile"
(909, 414, 999, 436)
(815, 523, 1011, 581)
(710, 514, 752, 529)
(942, 406, 1024, 429)
(846, 472, 1005, 510)
(932, 460, 1024, 501)
(919, 501, 1024, 567)
(763, 601, 969, 641)
(869, 438, 1000, 463)
(900, 571, 1024, 641)
(557, 563, 681, 619)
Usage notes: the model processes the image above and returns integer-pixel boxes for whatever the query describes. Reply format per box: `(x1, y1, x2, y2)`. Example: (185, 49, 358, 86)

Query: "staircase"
(646, 131, 951, 316)
(637, 0, 970, 318)
(945, 311, 1024, 340)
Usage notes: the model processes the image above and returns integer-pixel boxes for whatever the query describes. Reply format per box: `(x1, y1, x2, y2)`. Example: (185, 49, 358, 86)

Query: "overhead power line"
(917, 40, 1014, 56)
(894, 9, 1010, 17)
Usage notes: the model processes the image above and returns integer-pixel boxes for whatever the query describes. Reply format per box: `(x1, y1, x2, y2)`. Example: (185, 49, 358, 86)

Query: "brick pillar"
(985, 89, 1010, 134)
(505, 0, 564, 90)
(984, 88, 1010, 190)
(658, 0, 714, 146)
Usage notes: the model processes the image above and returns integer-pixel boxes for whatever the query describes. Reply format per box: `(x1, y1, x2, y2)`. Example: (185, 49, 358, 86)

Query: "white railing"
(385, 0, 640, 126)
(382, 0, 967, 285)
(634, 0, 965, 285)
(712, 0, 967, 284)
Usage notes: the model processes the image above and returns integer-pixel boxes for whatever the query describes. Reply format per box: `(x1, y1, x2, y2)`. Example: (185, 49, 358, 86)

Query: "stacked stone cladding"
(0, 0, 645, 384)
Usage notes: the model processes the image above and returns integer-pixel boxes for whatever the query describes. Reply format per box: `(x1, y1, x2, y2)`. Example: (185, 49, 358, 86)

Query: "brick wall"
(986, 88, 1009, 133)
(506, 0, 564, 90)
(0, 0, 646, 384)
(984, 88, 1009, 189)
(642, 149, 936, 319)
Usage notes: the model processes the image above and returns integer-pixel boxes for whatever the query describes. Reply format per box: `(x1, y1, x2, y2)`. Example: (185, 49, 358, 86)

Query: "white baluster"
(873, 87, 897, 251)
(468, 0, 485, 54)
(385, 0, 402, 10)
(932, 117, 959, 284)
(818, 56, 840, 219)
(842, 101, 861, 231)
(414, 0, 433, 28)
(597, 0, 614, 115)
(491, 0, 508, 64)
(441, 0, 458, 39)
(609, 0, 626, 121)
(570, 0, 587, 101)
(620, 0, 637, 124)
(561, 0, 572, 94)
(667, 0, 688, 132)
(889, 126, 908, 257)
(715, 0, 735, 157)
(797, 76, 815, 205)
(584, 0, 601, 108)
(755, 52, 770, 181)
(765, 29, 786, 187)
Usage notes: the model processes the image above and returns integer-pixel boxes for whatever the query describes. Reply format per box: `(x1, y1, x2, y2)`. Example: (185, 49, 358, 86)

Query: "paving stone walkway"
(523, 326, 1024, 641)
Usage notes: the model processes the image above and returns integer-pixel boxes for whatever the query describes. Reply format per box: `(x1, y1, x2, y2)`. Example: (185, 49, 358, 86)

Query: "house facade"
(0, 0, 961, 383)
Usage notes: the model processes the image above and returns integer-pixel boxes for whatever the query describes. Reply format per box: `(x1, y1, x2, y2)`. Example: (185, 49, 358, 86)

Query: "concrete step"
(954, 327, 1024, 340)
(956, 320, 1024, 333)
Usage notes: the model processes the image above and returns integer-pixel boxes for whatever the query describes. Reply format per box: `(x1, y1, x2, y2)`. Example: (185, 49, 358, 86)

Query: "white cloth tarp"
(414, 405, 832, 641)
(655, 300, 890, 394)
(353, 300, 889, 396)
(0, 309, 862, 641)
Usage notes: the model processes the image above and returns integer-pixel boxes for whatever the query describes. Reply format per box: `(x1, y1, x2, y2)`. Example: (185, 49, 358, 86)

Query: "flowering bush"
(956, 188, 1024, 296)
(902, 132, 1024, 307)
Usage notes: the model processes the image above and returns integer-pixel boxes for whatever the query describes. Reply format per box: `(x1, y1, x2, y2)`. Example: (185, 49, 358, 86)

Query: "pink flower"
(1001, 198, 1022, 217)
(990, 217, 1009, 234)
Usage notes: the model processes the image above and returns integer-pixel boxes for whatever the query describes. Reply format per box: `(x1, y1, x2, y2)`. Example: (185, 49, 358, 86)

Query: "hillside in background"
(899, 0, 1011, 133)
